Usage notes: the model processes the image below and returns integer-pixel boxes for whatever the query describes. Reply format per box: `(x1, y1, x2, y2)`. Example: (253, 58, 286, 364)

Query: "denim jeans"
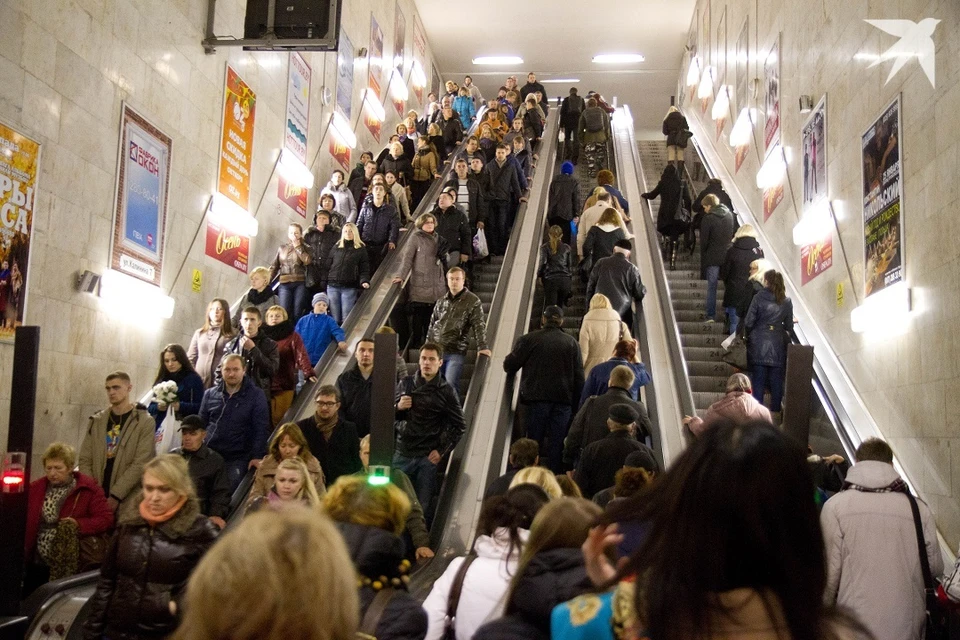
(327, 285, 360, 324)
(751, 364, 785, 412)
(223, 458, 249, 494)
(725, 306, 740, 335)
(487, 200, 510, 256)
(704, 265, 720, 320)
(278, 281, 309, 320)
(525, 401, 573, 473)
(442, 353, 466, 400)
(392, 452, 438, 514)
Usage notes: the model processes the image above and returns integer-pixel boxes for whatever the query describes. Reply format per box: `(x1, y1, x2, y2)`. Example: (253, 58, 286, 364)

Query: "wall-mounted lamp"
(362, 88, 386, 121)
(712, 85, 731, 120)
(799, 95, 814, 113)
(792, 200, 834, 246)
(209, 195, 259, 236)
(729, 108, 755, 147)
(411, 61, 426, 88)
(277, 149, 315, 190)
(686, 55, 701, 87)
(851, 282, 912, 334)
(756, 145, 786, 189)
(697, 66, 715, 99)
(330, 112, 357, 148)
(99, 269, 175, 319)
(390, 74, 409, 101)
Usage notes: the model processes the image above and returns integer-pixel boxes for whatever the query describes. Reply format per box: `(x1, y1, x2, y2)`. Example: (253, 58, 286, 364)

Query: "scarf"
(314, 412, 339, 441)
(247, 286, 275, 306)
(139, 495, 188, 527)
(160, 367, 190, 384)
(262, 319, 294, 342)
(843, 476, 908, 494)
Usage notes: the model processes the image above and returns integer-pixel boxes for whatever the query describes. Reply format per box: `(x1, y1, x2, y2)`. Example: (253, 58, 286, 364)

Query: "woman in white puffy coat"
(579, 293, 632, 377)
(422, 485, 550, 640)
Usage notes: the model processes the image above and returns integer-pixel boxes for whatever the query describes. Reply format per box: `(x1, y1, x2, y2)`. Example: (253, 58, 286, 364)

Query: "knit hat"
(561, 161, 575, 175)
(609, 403, 639, 425)
(312, 293, 329, 307)
(624, 448, 659, 473)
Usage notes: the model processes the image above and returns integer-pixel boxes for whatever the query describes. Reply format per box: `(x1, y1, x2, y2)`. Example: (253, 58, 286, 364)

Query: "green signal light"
(368, 465, 391, 486)
(368, 475, 390, 486)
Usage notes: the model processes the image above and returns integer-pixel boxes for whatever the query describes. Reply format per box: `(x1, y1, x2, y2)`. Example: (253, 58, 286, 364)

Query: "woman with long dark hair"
(148, 344, 204, 431)
(187, 299, 235, 389)
(538, 225, 572, 309)
(641, 164, 692, 270)
(744, 269, 793, 416)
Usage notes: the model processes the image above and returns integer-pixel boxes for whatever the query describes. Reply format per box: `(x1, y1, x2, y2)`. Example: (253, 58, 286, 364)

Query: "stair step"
(676, 321, 727, 335)
(693, 391, 726, 410)
(683, 346, 726, 361)
(686, 360, 735, 377)
(688, 375, 728, 393)
(674, 309, 709, 322)
(681, 333, 727, 348)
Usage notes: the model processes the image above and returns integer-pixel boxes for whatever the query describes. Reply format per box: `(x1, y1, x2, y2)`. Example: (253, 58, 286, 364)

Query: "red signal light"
(2, 452, 26, 494)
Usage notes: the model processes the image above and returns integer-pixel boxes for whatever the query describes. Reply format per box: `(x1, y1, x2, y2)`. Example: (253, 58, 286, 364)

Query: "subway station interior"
(1, 0, 959, 638)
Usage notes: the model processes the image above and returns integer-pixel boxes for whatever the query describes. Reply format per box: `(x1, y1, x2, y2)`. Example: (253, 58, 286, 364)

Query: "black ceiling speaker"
(243, 0, 341, 50)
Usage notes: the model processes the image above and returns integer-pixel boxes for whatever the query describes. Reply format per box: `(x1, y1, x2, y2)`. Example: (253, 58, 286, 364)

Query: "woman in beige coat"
(393, 212, 450, 348)
(187, 299, 235, 388)
(247, 423, 325, 507)
(579, 294, 632, 377)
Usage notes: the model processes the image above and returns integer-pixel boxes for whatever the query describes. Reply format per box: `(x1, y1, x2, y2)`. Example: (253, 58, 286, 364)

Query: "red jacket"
(271, 331, 315, 392)
(25, 472, 115, 557)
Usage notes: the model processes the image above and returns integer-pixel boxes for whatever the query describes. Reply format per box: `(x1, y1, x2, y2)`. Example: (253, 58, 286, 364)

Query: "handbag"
(678, 129, 694, 146)
(721, 335, 748, 370)
(442, 554, 478, 640)
(676, 180, 692, 226)
(79, 532, 112, 571)
(906, 491, 950, 640)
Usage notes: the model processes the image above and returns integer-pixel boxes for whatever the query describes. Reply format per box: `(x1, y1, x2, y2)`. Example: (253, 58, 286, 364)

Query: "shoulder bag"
(356, 588, 398, 640)
(906, 491, 949, 640)
(675, 179, 692, 226)
(442, 554, 479, 640)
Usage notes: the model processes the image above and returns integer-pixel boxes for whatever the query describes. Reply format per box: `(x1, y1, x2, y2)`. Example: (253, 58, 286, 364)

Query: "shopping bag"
(721, 332, 737, 350)
(473, 228, 490, 260)
(155, 411, 182, 455)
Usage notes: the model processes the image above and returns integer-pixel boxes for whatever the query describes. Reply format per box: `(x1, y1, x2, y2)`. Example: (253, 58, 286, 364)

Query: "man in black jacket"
(587, 240, 645, 328)
(303, 209, 339, 294)
(560, 88, 586, 162)
(699, 194, 736, 323)
(503, 306, 584, 472)
(348, 160, 378, 209)
(445, 158, 487, 232)
(575, 403, 649, 499)
(484, 438, 539, 499)
(432, 188, 473, 268)
(219, 307, 279, 402)
(297, 385, 363, 486)
(427, 267, 491, 397)
(438, 106, 464, 156)
(393, 343, 466, 510)
(356, 183, 400, 273)
(173, 415, 230, 529)
(546, 161, 581, 244)
(519, 72, 547, 103)
(336, 337, 375, 437)
(482, 144, 522, 256)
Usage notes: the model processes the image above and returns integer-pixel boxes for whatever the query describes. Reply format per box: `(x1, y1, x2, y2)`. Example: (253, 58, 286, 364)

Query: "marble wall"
(0, 0, 442, 472)
(680, 0, 960, 544)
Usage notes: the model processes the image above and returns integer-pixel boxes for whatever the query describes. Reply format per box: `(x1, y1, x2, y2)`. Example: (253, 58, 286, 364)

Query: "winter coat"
(264, 323, 315, 392)
(395, 230, 449, 304)
(687, 391, 773, 436)
(564, 387, 651, 467)
(171, 444, 230, 518)
(348, 175, 372, 212)
(821, 461, 943, 640)
(295, 312, 346, 365)
(187, 326, 233, 388)
(538, 243, 573, 281)
(336, 522, 428, 640)
(147, 371, 205, 432)
(395, 373, 466, 458)
(220, 331, 280, 400)
(79, 407, 155, 508)
(231, 289, 279, 327)
(504, 325, 584, 406)
(586, 253, 645, 319)
(662, 110, 690, 148)
(357, 199, 401, 246)
(744, 289, 793, 367)
(547, 174, 581, 222)
(82, 498, 217, 640)
(582, 224, 625, 267)
(327, 243, 371, 289)
(520, 81, 547, 103)
(198, 376, 270, 462)
(297, 414, 364, 486)
(439, 116, 465, 153)
(576, 431, 652, 498)
(482, 160, 521, 202)
(380, 154, 414, 186)
(413, 149, 439, 183)
(247, 453, 325, 504)
(320, 182, 358, 222)
(692, 181, 735, 217)
(432, 205, 472, 257)
(422, 528, 529, 640)
(645, 165, 691, 236)
(602, 185, 630, 214)
(25, 472, 114, 560)
(270, 242, 311, 284)
(302, 225, 339, 289)
(578, 107, 610, 144)
(578, 358, 652, 407)
(720, 237, 764, 310)
(700, 203, 736, 274)
(560, 94, 586, 130)
(577, 203, 630, 258)
(444, 176, 487, 226)
(452, 95, 476, 128)
(579, 308, 632, 376)
(428, 288, 489, 356)
(474, 548, 592, 640)
(389, 182, 411, 222)
(337, 367, 373, 438)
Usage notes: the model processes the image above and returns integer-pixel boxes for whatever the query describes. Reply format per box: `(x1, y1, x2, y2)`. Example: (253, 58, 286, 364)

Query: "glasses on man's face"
(316, 400, 339, 408)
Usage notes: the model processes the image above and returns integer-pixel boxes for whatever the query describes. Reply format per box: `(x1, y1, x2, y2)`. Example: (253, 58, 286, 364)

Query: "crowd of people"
(15, 81, 949, 640)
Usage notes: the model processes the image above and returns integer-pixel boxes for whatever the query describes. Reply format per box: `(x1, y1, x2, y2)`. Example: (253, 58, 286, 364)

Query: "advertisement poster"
(217, 65, 256, 214)
(364, 107, 382, 142)
(431, 65, 442, 102)
(716, 7, 726, 89)
(394, 3, 406, 71)
(368, 14, 384, 100)
(861, 95, 903, 298)
(800, 233, 834, 285)
(0, 121, 41, 343)
(701, 0, 711, 68)
(278, 177, 307, 218)
(205, 221, 250, 273)
(734, 17, 749, 172)
(412, 15, 426, 104)
(763, 36, 781, 156)
(110, 105, 172, 287)
(801, 95, 827, 212)
(336, 29, 355, 121)
(283, 52, 311, 164)
(763, 184, 783, 221)
(330, 137, 352, 171)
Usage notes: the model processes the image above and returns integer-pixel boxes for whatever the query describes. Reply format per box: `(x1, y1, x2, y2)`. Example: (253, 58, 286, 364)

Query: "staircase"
(637, 141, 734, 415)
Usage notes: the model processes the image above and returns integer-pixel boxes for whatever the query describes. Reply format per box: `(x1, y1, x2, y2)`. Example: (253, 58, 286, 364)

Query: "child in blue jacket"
(452, 88, 476, 130)
(295, 293, 347, 365)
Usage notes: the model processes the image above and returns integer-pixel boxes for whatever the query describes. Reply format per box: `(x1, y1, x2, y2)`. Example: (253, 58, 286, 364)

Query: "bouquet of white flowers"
(153, 380, 179, 405)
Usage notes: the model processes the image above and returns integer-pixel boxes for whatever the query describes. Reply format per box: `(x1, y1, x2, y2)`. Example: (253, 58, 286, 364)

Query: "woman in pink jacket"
(683, 373, 772, 436)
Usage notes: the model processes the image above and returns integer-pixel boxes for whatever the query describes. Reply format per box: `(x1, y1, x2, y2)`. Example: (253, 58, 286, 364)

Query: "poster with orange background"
(217, 66, 256, 213)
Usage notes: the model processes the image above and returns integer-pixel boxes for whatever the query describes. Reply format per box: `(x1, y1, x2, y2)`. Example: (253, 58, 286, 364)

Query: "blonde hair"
(249, 266, 271, 281)
(610, 364, 636, 390)
(597, 207, 622, 226)
(265, 304, 288, 321)
(427, 123, 442, 137)
(390, 141, 404, 156)
(726, 372, 752, 393)
(173, 508, 359, 640)
(665, 105, 680, 117)
(734, 224, 757, 240)
(337, 223, 365, 249)
(749, 259, 774, 283)
(324, 475, 411, 536)
(143, 454, 196, 501)
(276, 458, 321, 506)
(510, 466, 563, 499)
(589, 293, 612, 311)
(42, 442, 76, 470)
(547, 225, 563, 255)
(702, 194, 721, 207)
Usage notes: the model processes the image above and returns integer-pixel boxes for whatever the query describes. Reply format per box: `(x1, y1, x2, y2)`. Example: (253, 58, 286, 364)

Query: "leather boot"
(670, 241, 678, 270)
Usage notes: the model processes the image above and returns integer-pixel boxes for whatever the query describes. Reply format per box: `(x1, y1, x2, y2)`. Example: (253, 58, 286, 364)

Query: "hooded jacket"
(582, 224, 625, 266)
(395, 230, 449, 304)
(577, 202, 631, 258)
(198, 375, 270, 462)
(427, 288, 489, 356)
(303, 225, 339, 289)
(327, 243, 371, 289)
(662, 110, 690, 147)
(720, 236, 765, 310)
(262, 319, 315, 392)
(645, 165, 691, 236)
(25, 472, 115, 560)
(294, 312, 346, 366)
(700, 203, 736, 275)
(82, 497, 217, 640)
(432, 204, 472, 257)
(320, 181, 357, 222)
(79, 406, 155, 508)
(687, 391, 773, 436)
(187, 326, 233, 389)
(821, 461, 943, 640)
(247, 453, 325, 505)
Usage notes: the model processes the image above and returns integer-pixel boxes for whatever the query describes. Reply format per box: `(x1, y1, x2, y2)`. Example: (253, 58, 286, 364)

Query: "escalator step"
(693, 391, 726, 410)
(688, 375, 728, 393)
(680, 333, 726, 348)
(686, 360, 735, 377)
(683, 346, 726, 361)
(676, 321, 727, 335)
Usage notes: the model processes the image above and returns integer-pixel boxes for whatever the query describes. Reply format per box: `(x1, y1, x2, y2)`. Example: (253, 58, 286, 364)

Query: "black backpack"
(583, 108, 604, 133)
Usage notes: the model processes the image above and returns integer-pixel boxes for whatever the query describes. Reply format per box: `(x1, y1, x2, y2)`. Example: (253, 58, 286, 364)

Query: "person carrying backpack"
(579, 98, 611, 176)
(560, 88, 586, 162)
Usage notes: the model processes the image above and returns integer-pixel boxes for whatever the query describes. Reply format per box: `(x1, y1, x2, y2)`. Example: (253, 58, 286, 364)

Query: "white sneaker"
(704, 318, 715, 324)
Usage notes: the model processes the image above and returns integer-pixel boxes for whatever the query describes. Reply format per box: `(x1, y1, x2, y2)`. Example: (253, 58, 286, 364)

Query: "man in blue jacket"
(295, 292, 347, 365)
(199, 353, 270, 492)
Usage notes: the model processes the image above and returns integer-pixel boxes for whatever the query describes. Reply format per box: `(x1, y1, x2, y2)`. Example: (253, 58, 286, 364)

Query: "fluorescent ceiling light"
(539, 78, 581, 84)
(593, 54, 645, 64)
(277, 149, 315, 190)
(472, 56, 523, 65)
